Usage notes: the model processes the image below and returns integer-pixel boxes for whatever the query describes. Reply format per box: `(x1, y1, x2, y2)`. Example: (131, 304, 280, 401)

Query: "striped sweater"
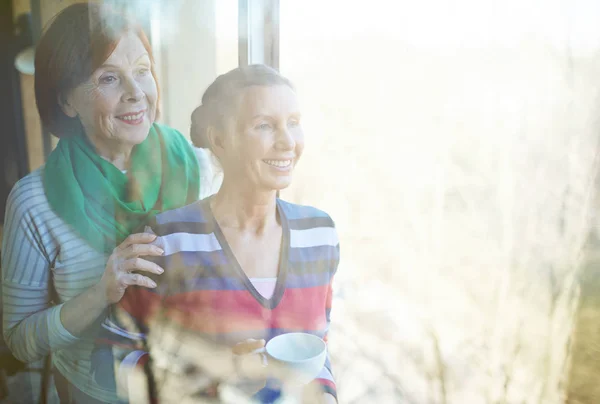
(1, 169, 118, 402)
(94, 197, 339, 401)
(1, 146, 215, 403)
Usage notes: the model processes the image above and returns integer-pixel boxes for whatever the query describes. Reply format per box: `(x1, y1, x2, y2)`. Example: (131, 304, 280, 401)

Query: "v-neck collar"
(205, 197, 289, 309)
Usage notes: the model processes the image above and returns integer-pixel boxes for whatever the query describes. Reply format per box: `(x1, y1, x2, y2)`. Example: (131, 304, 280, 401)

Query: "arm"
(91, 293, 153, 397)
(2, 187, 79, 362)
(91, 222, 165, 399)
(314, 223, 340, 403)
(2, 182, 164, 363)
(60, 234, 163, 337)
(314, 279, 338, 402)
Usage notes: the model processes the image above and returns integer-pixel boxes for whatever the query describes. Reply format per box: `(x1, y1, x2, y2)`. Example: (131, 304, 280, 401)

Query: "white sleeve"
(192, 145, 223, 199)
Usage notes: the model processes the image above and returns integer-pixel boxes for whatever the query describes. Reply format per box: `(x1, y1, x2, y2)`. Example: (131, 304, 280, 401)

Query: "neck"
(211, 178, 278, 234)
(86, 134, 133, 170)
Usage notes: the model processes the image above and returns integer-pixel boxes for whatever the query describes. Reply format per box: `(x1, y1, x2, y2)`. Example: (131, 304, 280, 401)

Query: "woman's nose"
(275, 127, 295, 150)
(122, 77, 144, 103)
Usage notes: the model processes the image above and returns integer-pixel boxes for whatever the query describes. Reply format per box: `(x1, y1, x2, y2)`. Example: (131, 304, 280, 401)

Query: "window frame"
(238, 0, 280, 69)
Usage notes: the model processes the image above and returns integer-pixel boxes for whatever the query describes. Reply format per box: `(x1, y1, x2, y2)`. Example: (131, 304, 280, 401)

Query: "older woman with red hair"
(1, 3, 201, 402)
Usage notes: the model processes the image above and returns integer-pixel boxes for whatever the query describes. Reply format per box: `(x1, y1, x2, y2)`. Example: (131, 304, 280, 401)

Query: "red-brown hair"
(34, 3, 160, 137)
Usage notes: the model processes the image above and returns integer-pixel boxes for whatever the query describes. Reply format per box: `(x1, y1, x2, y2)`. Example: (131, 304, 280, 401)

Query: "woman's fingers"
(118, 233, 157, 250)
(122, 273, 157, 289)
(232, 339, 266, 355)
(119, 243, 164, 260)
(233, 338, 269, 381)
(120, 257, 164, 275)
(100, 233, 164, 304)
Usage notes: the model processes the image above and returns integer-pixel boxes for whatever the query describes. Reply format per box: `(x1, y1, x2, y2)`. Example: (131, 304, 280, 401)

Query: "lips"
(263, 159, 292, 168)
(116, 110, 146, 125)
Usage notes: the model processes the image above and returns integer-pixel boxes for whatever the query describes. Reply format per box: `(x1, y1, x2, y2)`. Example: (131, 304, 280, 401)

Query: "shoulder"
(3, 169, 56, 264)
(150, 199, 212, 236)
(280, 201, 340, 276)
(9, 168, 44, 195)
(6, 169, 47, 215)
(278, 199, 336, 228)
(278, 200, 339, 249)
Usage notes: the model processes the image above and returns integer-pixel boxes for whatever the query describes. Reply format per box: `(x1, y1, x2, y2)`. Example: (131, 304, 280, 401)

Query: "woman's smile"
(116, 109, 146, 125)
(263, 159, 293, 171)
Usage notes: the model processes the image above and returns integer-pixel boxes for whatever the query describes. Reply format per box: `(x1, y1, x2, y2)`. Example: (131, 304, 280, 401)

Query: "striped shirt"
(95, 197, 339, 400)
(1, 169, 118, 402)
(1, 147, 215, 403)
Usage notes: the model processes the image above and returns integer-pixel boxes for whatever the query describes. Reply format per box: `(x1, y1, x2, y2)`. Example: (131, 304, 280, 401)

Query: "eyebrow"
(98, 53, 150, 69)
(251, 112, 301, 119)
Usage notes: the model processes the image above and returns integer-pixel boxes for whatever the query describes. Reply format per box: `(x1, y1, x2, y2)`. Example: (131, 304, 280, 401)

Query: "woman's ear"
(207, 126, 225, 155)
(58, 92, 78, 118)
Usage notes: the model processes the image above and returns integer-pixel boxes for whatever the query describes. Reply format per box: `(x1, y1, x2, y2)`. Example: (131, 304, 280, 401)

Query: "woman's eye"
(288, 119, 300, 128)
(99, 75, 117, 84)
(137, 67, 150, 76)
(256, 123, 272, 131)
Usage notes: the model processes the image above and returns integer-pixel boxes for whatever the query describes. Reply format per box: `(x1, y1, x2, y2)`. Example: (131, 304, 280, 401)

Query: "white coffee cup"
(263, 333, 327, 385)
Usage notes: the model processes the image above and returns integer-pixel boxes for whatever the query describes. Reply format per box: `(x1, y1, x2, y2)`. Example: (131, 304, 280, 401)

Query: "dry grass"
(278, 33, 600, 403)
(566, 249, 600, 404)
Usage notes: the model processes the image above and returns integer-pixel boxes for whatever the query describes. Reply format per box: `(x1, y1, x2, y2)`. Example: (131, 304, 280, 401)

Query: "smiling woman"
(35, 4, 159, 141)
(58, 30, 158, 168)
(1, 3, 203, 403)
(93, 65, 339, 404)
(208, 83, 304, 193)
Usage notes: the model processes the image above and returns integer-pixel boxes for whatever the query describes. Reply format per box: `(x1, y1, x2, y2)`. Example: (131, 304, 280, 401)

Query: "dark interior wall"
(0, 1, 30, 223)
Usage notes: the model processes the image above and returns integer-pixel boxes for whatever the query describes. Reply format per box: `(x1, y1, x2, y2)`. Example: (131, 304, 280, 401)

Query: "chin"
(268, 179, 293, 192)
(123, 123, 152, 145)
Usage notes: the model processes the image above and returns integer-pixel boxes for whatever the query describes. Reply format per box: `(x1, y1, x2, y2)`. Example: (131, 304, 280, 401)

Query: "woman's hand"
(232, 338, 268, 394)
(97, 233, 165, 305)
(232, 338, 265, 356)
(232, 338, 267, 373)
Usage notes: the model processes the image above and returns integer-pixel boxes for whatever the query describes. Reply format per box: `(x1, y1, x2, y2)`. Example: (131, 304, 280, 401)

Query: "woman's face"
(62, 31, 158, 151)
(219, 84, 304, 192)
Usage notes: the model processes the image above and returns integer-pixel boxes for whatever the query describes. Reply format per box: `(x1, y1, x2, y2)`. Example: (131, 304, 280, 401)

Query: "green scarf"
(44, 123, 200, 253)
